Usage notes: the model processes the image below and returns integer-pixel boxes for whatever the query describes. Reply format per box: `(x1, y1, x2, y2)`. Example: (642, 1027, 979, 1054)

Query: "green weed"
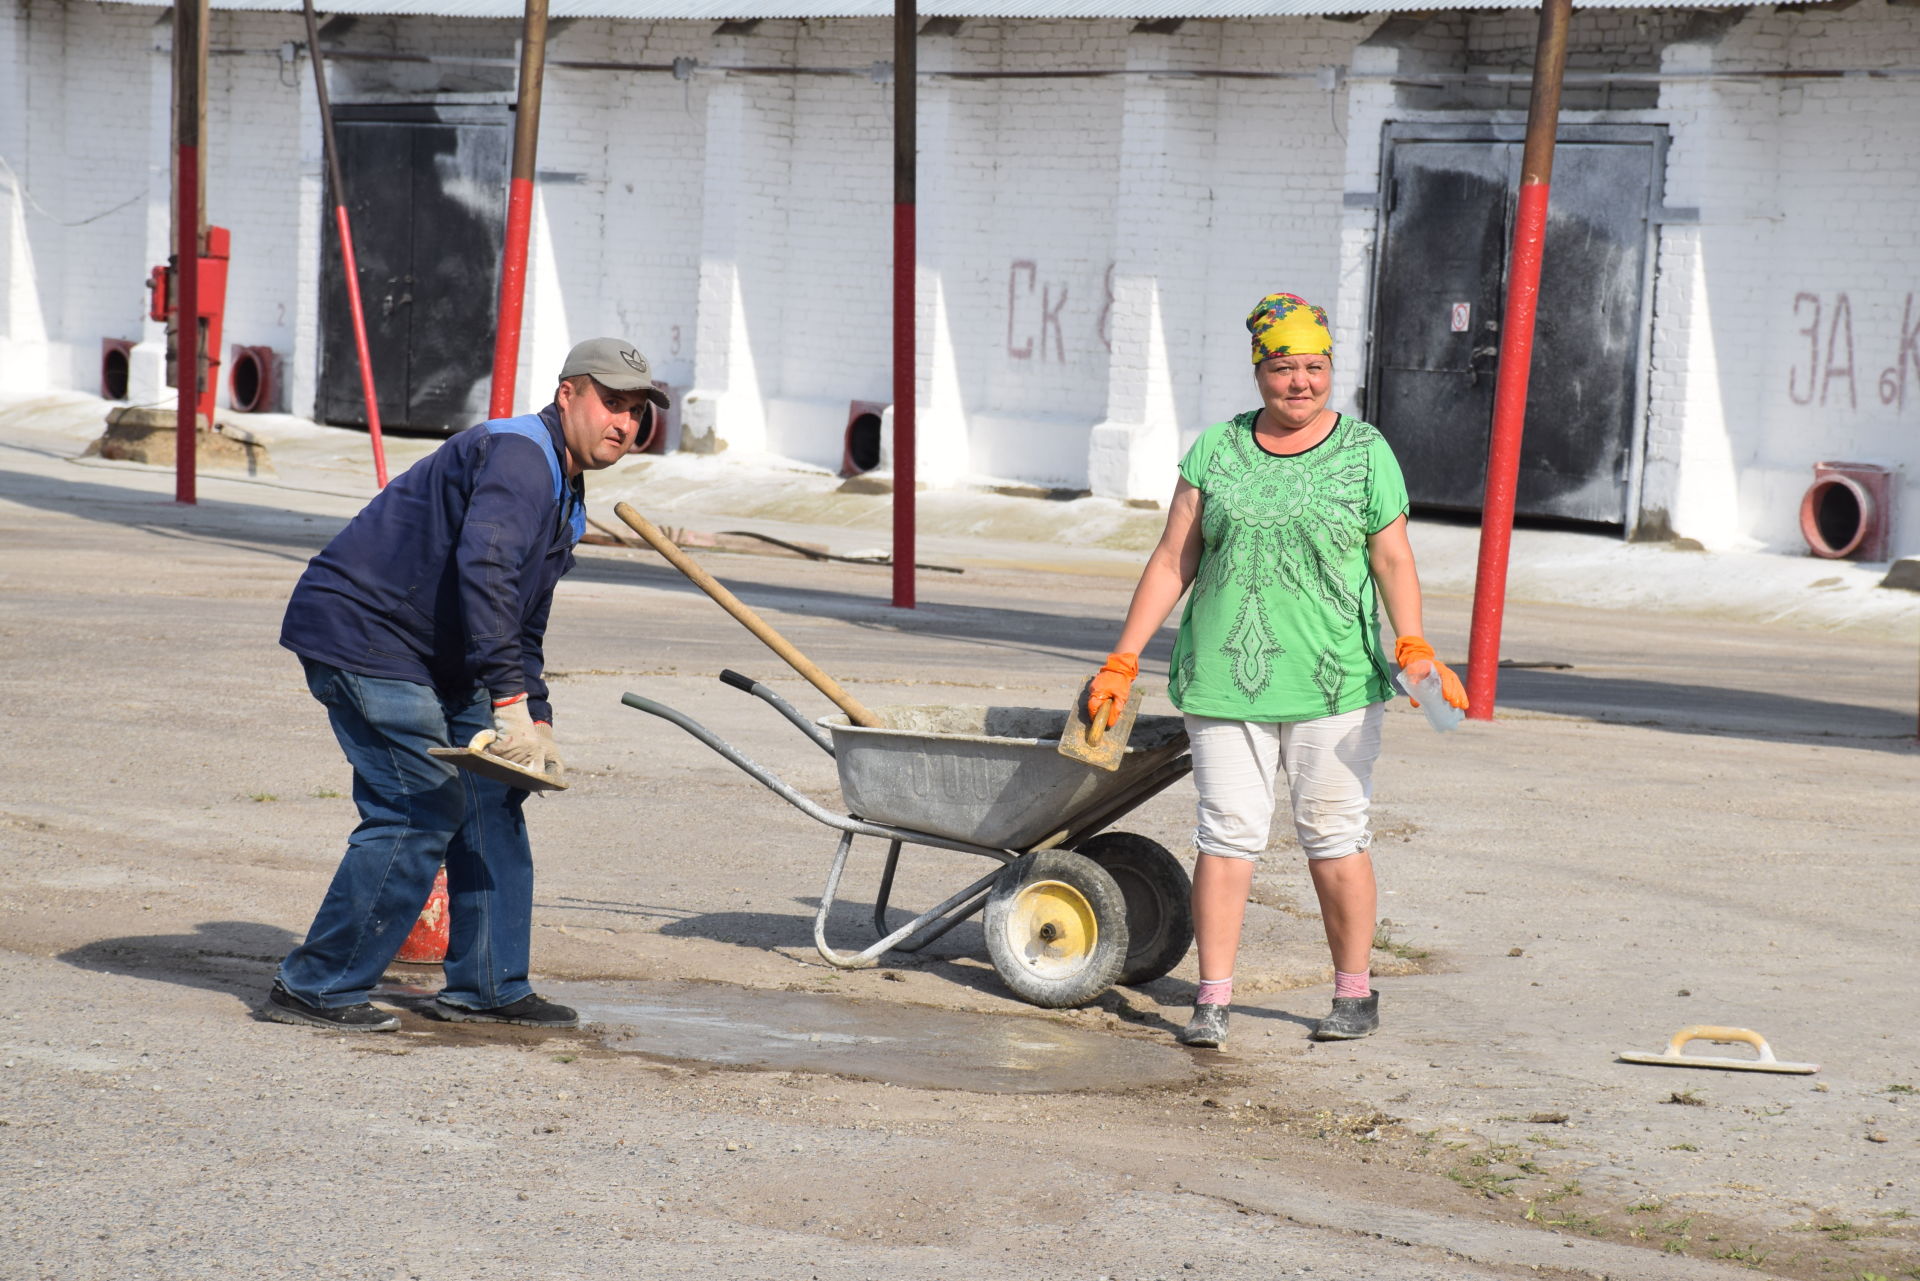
(1710, 1243, 1770, 1266)
(248, 793, 277, 803)
(1659, 1216, 1695, 1255)
(1371, 924, 1429, 962)
(1446, 1165, 1519, 1198)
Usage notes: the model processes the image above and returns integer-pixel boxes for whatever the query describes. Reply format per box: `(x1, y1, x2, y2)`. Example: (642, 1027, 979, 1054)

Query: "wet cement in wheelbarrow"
(542, 979, 1197, 1094)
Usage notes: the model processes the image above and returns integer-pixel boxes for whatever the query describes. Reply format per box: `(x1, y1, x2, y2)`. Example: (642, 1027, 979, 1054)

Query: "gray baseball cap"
(559, 337, 671, 407)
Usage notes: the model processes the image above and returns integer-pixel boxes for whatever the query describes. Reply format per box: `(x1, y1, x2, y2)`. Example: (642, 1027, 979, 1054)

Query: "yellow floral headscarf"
(1246, 293, 1333, 364)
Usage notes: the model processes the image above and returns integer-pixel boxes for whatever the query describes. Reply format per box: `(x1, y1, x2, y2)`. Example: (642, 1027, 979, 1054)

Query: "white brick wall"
(0, 0, 153, 396)
(1197, 21, 1358, 441)
(1645, 0, 1920, 555)
(7, 1, 1918, 556)
(205, 12, 307, 408)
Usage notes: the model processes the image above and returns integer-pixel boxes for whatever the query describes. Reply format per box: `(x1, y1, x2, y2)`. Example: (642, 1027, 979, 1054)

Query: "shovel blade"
(1056, 679, 1139, 771)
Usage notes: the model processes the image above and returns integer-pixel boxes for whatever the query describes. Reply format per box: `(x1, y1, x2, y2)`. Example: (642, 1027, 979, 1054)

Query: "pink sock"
(1334, 970, 1370, 999)
(1195, 977, 1233, 1006)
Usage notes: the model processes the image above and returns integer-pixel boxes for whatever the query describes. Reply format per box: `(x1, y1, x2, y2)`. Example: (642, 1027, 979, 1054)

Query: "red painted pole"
(891, 0, 916, 610)
(175, 143, 199, 506)
(303, 0, 388, 487)
(1464, 0, 1572, 720)
(333, 210, 388, 487)
(489, 0, 549, 420)
(173, 0, 207, 506)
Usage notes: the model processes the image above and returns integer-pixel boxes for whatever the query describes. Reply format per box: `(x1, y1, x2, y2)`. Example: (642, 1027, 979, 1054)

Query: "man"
(264, 338, 667, 1032)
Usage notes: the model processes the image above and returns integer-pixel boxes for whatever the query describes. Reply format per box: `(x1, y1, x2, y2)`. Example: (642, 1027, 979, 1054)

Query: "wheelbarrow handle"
(614, 502, 883, 728)
(620, 691, 1017, 862)
(719, 669, 836, 756)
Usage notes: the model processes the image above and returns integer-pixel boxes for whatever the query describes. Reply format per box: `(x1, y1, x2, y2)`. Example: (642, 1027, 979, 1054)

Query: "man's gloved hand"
(1393, 636, 1469, 710)
(533, 720, 565, 782)
(1087, 651, 1140, 730)
(487, 694, 545, 766)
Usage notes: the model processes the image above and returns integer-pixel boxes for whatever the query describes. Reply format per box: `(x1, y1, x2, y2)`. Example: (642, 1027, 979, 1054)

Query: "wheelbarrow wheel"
(983, 850, 1128, 1009)
(1076, 832, 1192, 986)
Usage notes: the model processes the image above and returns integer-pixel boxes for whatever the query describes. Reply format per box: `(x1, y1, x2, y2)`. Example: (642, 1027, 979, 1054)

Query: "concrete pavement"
(1, 392, 1915, 1280)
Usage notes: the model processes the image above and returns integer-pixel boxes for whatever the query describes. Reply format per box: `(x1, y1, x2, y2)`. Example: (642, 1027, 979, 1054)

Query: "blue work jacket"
(280, 405, 586, 723)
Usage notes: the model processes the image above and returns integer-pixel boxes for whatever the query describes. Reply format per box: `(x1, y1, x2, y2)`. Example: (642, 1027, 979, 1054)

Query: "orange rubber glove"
(1086, 651, 1139, 730)
(1394, 636, 1469, 711)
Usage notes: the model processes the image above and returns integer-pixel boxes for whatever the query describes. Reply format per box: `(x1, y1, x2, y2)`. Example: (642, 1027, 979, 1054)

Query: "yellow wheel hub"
(1007, 879, 1098, 978)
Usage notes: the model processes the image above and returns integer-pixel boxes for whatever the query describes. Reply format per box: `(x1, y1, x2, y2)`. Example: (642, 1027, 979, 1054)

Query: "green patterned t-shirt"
(1167, 411, 1409, 723)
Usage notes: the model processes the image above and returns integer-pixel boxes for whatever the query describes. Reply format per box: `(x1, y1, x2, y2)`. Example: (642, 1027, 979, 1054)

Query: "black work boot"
(1311, 991, 1380, 1041)
(1177, 1004, 1230, 1048)
(428, 993, 579, 1028)
(263, 981, 400, 1032)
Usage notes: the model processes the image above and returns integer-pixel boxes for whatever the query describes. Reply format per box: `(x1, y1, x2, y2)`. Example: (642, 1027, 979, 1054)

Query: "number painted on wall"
(1881, 293, 1920, 410)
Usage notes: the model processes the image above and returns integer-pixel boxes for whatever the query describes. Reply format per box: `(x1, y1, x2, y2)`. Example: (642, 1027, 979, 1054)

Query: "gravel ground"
(1, 409, 1915, 1281)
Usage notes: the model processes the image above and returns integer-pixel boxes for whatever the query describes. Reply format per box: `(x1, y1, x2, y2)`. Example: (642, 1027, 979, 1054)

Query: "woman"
(1085, 293, 1466, 1048)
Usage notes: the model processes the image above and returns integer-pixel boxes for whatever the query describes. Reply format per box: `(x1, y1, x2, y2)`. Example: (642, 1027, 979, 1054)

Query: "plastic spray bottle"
(1394, 660, 1464, 733)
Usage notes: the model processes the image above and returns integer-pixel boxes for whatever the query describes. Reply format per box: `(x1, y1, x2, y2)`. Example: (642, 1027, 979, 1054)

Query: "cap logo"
(620, 348, 645, 372)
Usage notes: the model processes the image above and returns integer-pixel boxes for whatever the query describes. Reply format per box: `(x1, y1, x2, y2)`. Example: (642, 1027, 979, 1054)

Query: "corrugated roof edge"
(102, 0, 1813, 20)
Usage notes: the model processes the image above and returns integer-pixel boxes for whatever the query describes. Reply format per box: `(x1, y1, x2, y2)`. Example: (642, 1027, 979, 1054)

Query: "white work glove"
(487, 695, 545, 767)
(533, 720, 565, 782)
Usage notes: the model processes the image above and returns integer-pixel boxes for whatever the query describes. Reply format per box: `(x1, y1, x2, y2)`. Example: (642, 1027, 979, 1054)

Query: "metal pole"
(173, 0, 208, 505)
(488, 0, 548, 420)
(302, 0, 389, 487)
(1464, 0, 1572, 720)
(891, 0, 916, 609)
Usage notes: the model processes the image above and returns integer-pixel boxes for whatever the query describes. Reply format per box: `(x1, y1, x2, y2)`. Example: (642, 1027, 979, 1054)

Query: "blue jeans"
(277, 658, 535, 1011)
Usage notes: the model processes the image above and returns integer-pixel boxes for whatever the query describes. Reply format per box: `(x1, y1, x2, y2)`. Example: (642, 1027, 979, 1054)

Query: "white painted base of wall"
(764, 396, 856, 475)
(126, 340, 168, 408)
(0, 337, 48, 396)
(969, 413, 1100, 491)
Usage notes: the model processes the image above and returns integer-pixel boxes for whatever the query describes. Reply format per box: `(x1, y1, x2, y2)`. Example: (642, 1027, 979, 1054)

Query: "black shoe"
(263, 982, 400, 1032)
(429, 993, 578, 1028)
(1311, 991, 1379, 1041)
(1177, 1004, 1229, 1048)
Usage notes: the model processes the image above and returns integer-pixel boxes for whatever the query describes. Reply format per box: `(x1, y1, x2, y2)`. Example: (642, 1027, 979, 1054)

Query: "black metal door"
(1369, 142, 1511, 513)
(318, 107, 508, 433)
(1368, 129, 1659, 524)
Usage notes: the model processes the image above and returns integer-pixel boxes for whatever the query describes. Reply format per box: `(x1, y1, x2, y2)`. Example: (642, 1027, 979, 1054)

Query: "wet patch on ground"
(542, 978, 1198, 1093)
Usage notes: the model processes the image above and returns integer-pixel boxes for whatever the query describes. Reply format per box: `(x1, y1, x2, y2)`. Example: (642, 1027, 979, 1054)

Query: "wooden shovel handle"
(613, 502, 883, 728)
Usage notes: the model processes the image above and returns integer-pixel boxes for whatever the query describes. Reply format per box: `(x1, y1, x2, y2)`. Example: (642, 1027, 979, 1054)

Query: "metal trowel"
(429, 730, 568, 792)
(1617, 1025, 1817, 1074)
(1056, 679, 1139, 772)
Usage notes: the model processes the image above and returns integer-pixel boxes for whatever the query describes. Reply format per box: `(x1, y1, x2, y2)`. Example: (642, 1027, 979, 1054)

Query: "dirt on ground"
(1, 419, 1915, 1281)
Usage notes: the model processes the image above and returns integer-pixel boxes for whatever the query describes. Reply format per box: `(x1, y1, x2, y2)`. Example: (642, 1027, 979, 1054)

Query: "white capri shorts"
(1185, 703, 1385, 862)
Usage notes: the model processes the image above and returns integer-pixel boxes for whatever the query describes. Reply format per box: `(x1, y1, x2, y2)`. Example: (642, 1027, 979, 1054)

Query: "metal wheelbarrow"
(622, 670, 1195, 1008)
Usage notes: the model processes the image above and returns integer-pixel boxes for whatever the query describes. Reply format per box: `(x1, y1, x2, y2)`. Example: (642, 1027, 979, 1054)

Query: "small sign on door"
(1450, 302, 1471, 332)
